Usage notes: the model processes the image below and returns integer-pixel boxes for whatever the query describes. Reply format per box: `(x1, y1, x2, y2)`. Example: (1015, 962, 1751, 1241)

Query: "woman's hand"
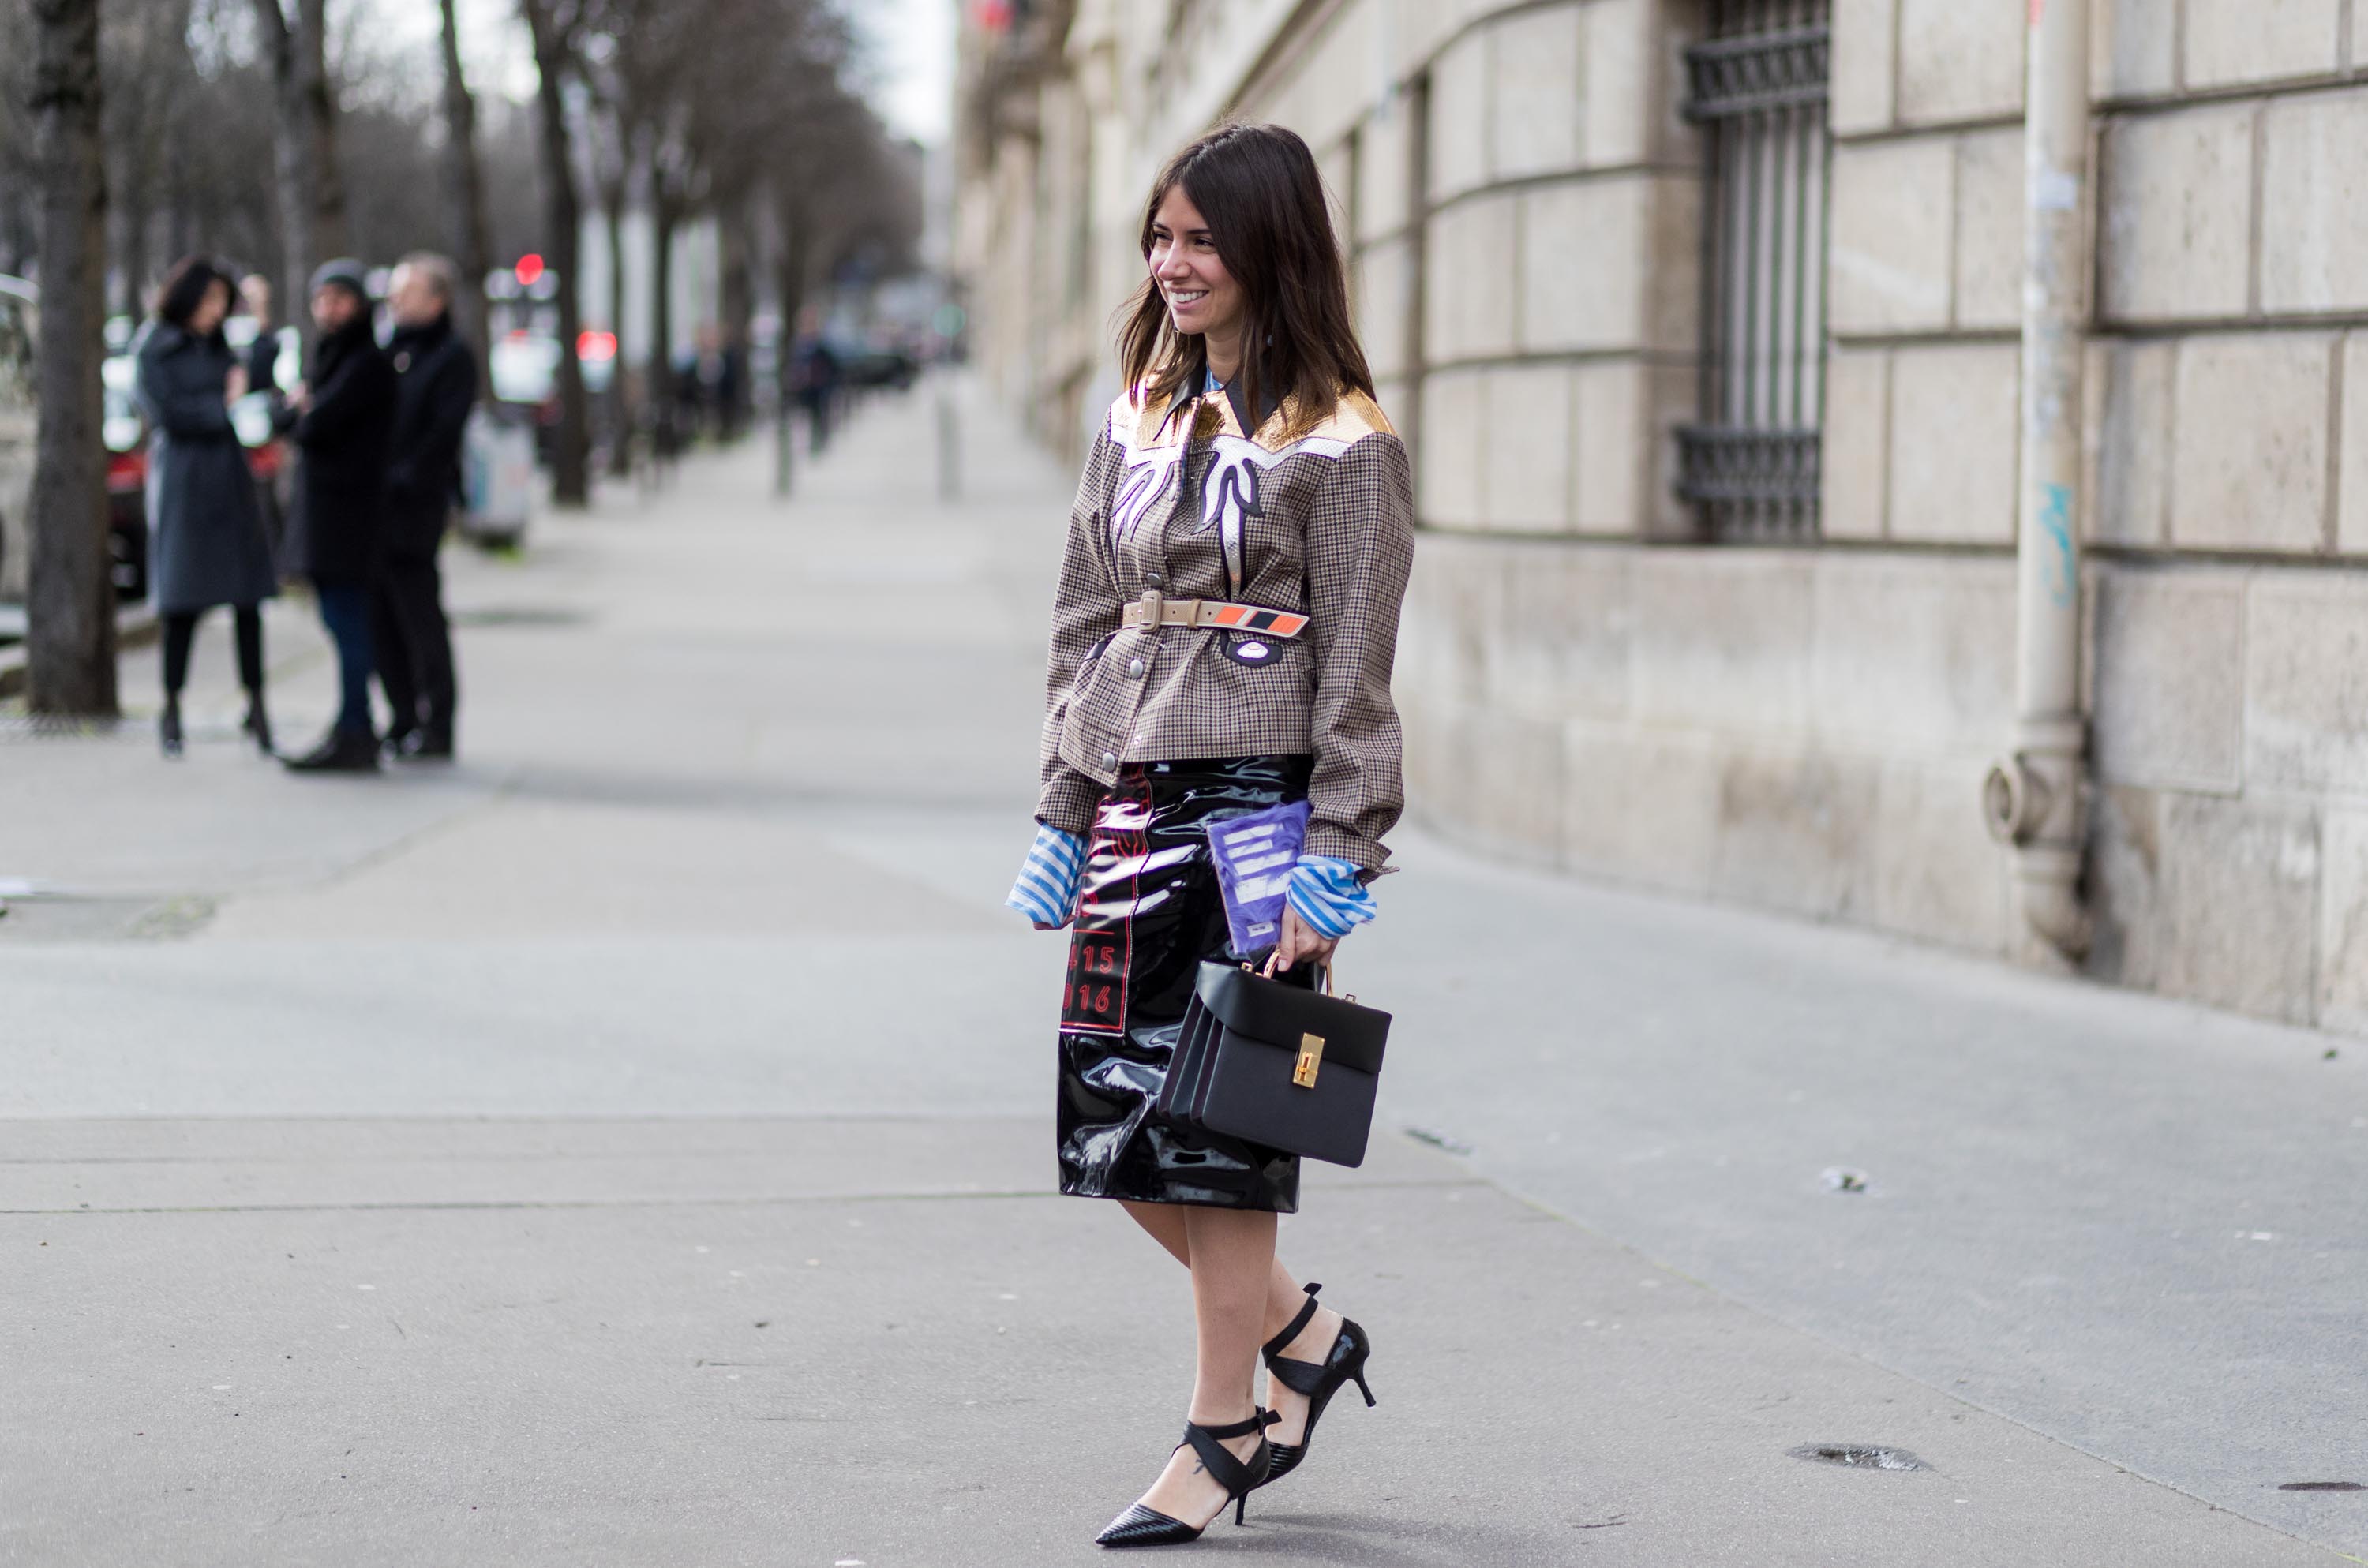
(1268, 904, 1339, 975)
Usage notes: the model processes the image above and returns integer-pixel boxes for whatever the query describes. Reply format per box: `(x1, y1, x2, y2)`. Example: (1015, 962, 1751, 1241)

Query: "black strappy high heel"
(1257, 1283, 1376, 1488)
(1095, 1409, 1280, 1547)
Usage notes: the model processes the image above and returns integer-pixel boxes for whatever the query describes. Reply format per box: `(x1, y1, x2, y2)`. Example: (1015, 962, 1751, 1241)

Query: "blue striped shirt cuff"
(1284, 855, 1377, 941)
(1006, 825, 1088, 928)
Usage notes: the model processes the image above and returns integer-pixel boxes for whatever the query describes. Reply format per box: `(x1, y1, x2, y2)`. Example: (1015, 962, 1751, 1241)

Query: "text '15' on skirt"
(1056, 754, 1317, 1214)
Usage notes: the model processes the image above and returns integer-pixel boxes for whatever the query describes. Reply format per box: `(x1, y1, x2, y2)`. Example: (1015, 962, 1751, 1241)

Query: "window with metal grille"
(1677, 0, 1831, 542)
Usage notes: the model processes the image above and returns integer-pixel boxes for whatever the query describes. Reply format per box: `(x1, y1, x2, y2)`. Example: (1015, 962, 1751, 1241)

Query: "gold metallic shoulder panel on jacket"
(1107, 382, 1398, 461)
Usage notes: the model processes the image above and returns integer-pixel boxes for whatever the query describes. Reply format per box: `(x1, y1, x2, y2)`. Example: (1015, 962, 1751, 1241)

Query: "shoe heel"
(1235, 1494, 1247, 1527)
(1354, 1372, 1377, 1409)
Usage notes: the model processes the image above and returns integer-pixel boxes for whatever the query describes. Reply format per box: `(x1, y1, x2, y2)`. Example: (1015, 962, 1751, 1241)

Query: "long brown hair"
(1116, 122, 1373, 436)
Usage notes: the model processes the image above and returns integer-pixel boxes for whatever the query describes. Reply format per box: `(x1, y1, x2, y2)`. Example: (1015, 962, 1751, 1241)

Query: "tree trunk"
(436, 0, 493, 402)
(770, 208, 812, 499)
(253, 0, 317, 342)
(298, 0, 347, 260)
(603, 170, 631, 477)
(647, 196, 676, 457)
(523, 0, 590, 507)
(26, 0, 117, 716)
(719, 207, 753, 441)
(774, 207, 811, 398)
(117, 155, 150, 320)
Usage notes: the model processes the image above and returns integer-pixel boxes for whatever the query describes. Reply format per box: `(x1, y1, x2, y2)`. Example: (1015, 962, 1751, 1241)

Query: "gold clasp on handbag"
(1292, 1032, 1325, 1088)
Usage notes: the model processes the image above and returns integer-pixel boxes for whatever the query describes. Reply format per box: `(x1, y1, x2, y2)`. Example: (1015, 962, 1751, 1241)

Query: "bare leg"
(1121, 1199, 1190, 1266)
(1130, 1207, 1278, 1526)
(1120, 1201, 1343, 1446)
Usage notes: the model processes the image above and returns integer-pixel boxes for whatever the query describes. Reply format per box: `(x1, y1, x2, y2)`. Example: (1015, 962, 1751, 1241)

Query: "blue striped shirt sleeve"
(1283, 855, 1377, 941)
(1006, 825, 1088, 929)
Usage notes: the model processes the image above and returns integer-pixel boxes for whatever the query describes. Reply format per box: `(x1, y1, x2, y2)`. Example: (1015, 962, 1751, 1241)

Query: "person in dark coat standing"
(375, 253, 476, 760)
(134, 256, 278, 758)
(281, 258, 396, 773)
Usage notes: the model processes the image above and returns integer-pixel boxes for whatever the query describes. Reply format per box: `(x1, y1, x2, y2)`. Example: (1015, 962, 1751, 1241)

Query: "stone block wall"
(2074, 2, 2368, 1030)
(1291, 0, 2368, 1035)
(963, 0, 2368, 1036)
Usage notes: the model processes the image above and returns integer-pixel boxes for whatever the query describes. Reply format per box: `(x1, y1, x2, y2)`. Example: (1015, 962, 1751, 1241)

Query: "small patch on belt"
(1223, 638, 1277, 667)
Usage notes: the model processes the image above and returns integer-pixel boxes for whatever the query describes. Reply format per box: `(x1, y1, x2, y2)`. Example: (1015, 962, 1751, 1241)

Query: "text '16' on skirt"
(1056, 754, 1317, 1213)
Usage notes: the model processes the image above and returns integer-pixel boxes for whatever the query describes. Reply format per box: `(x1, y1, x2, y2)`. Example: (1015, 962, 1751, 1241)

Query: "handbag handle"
(1259, 947, 1341, 998)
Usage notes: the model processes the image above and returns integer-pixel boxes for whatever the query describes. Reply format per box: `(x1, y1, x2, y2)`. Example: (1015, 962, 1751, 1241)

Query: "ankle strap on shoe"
(1181, 1409, 1280, 1497)
(1261, 1282, 1324, 1362)
(1188, 1409, 1280, 1442)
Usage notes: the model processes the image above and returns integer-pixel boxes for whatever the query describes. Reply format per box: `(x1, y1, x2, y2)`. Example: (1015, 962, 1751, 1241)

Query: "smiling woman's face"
(1148, 185, 1245, 354)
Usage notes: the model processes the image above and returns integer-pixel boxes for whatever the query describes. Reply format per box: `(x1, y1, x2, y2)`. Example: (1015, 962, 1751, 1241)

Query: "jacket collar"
(313, 313, 376, 372)
(388, 313, 451, 353)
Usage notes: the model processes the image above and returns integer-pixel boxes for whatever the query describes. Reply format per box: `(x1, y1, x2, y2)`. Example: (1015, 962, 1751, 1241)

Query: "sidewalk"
(1, 378, 2360, 1566)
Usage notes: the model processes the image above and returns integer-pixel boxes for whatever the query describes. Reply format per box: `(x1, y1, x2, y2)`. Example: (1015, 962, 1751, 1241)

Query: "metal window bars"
(1677, 0, 1831, 542)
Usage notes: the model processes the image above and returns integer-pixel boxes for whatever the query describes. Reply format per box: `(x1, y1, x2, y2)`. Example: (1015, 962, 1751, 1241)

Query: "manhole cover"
(2279, 1481, 2365, 1492)
(1789, 1444, 1928, 1472)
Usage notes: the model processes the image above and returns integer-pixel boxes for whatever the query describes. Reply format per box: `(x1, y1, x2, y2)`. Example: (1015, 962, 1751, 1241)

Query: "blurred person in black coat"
(375, 253, 477, 760)
(133, 256, 278, 758)
(280, 258, 396, 773)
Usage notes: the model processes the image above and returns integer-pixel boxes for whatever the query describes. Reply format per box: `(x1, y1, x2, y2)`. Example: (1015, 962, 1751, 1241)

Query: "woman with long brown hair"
(1005, 122, 1415, 1547)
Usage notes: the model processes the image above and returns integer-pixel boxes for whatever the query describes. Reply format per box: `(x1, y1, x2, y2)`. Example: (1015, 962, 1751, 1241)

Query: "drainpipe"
(1981, 0, 2093, 960)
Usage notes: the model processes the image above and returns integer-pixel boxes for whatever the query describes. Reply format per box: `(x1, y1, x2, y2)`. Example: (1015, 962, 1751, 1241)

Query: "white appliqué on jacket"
(1104, 396, 1357, 581)
(1201, 447, 1262, 591)
(1111, 448, 1184, 544)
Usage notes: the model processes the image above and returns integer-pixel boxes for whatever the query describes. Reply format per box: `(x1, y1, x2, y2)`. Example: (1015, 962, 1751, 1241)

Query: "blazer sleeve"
(1299, 431, 1416, 874)
(1034, 427, 1127, 835)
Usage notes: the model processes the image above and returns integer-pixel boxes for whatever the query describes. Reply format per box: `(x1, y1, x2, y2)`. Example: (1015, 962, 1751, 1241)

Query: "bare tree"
(26, 0, 115, 714)
(250, 0, 346, 332)
(520, 0, 590, 506)
(586, 86, 635, 476)
(586, 0, 702, 455)
(436, 0, 493, 400)
(101, 0, 197, 318)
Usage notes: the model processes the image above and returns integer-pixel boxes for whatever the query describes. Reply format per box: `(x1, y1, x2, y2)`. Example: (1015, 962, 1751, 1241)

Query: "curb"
(0, 607, 160, 701)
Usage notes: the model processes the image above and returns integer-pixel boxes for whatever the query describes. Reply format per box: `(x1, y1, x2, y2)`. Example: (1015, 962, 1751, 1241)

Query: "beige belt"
(1121, 590, 1309, 638)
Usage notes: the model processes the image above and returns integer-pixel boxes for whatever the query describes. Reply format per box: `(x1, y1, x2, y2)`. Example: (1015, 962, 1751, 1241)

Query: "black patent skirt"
(1056, 755, 1317, 1212)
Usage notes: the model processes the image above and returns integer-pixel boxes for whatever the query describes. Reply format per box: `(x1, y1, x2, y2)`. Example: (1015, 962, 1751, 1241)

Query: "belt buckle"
(1138, 587, 1163, 631)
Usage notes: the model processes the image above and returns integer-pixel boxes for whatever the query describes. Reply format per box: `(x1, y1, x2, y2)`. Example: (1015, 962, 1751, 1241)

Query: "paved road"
(2, 381, 2360, 1566)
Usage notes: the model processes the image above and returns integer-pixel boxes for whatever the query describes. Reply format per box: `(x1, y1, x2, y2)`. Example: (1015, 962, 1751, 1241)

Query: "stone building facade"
(956, 0, 2368, 1037)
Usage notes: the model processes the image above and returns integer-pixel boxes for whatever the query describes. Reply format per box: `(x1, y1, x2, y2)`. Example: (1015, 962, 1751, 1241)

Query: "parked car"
(490, 327, 616, 466)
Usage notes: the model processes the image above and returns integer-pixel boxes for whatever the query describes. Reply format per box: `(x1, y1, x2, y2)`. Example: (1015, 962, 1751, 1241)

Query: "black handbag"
(1156, 959, 1392, 1168)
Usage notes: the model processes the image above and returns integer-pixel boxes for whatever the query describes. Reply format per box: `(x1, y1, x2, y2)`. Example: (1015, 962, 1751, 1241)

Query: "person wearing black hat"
(281, 258, 397, 773)
(375, 252, 477, 760)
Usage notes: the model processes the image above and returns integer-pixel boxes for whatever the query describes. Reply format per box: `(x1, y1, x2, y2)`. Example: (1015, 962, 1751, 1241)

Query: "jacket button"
(1144, 571, 1164, 589)
(1127, 657, 1146, 678)
(1100, 750, 1118, 769)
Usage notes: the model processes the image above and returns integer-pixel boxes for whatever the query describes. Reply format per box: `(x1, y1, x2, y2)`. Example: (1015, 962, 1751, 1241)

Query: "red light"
(514, 254, 546, 286)
(975, 0, 1013, 31)
(577, 329, 617, 361)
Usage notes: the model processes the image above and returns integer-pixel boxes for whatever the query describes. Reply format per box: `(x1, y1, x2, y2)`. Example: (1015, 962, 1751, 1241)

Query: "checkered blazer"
(1035, 382, 1416, 874)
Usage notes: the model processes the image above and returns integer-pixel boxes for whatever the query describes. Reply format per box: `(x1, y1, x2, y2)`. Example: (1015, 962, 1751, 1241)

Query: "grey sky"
(351, 0, 954, 144)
